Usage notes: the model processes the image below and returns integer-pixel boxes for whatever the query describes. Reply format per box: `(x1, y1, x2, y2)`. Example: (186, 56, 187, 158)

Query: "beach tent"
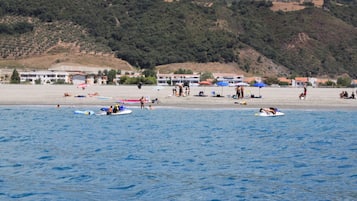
(253, 82, 267, 97)
(216, 81, 229, 96)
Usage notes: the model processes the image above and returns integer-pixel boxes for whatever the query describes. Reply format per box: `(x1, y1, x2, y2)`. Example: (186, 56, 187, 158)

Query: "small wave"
(109, 184, 136, 190)
(52, 166, 72, 171)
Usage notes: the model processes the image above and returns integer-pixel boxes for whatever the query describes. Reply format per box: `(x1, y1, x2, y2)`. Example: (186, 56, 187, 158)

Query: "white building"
(20, 71, 70, 84)
(213, 73, 244, 86)
(71, 74, 87, 85)
(156, 73, 200, 86)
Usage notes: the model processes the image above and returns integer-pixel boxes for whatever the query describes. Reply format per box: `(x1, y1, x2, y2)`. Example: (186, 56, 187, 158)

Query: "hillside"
(0, 53, 134, 72)
(0, 0, 356, 78)
(0, 15, 134, 72)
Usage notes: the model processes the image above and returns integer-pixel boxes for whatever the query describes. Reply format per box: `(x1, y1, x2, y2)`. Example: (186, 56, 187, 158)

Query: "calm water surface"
(0, 106, 356, 201)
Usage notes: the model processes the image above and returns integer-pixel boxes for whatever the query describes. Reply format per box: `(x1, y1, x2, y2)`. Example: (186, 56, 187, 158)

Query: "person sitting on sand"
(340, 91, 348, 99)
(64, 92, 71, 97)
(88, 92, 99, 97)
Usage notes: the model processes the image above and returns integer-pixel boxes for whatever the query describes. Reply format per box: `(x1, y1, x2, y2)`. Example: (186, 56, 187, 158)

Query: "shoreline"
(0, 84, 356, 111)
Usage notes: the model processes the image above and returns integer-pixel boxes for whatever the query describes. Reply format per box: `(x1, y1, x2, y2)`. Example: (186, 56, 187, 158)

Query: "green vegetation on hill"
(0, 0, 356, 78)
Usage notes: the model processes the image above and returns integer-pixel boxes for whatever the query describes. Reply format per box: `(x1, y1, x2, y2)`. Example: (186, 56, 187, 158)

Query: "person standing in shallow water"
(140, 96, 145, 109)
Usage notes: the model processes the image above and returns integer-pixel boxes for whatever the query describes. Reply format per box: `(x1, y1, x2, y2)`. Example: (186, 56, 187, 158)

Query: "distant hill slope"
(0, 53, 134, 72)
(0, 15, 133, 71)
(0, 16, 112, 58)
(0, 0, 356, 78)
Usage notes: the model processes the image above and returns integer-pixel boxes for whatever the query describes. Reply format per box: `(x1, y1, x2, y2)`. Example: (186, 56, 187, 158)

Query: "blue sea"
(0, 106, 356, 201)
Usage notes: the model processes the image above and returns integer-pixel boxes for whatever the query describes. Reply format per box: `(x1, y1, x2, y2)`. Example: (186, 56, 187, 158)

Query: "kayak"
(255, 111, 285, 117)
(74, 110, 96, 115)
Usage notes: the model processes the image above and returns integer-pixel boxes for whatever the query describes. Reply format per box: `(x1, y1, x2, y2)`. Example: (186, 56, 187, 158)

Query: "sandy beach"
(0, 84, 356, 110)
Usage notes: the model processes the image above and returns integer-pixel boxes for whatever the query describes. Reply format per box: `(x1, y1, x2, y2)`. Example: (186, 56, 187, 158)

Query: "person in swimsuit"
(107, 106, 113, 115)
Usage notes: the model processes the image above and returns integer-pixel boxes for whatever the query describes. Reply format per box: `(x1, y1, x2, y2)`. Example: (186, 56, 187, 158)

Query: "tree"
(337, 76, 352, 87)
(107, 69, 117, 84)
(324, 80, 336, 87)
(265, 77, 279, 85)
(35, 78, 41, 84)
(200, 72, 214, 81)
(142, 69, 156, 77)
(174, 68, 193, 74)
(10, 69, 20, 84)
(119, 75, 128, 84)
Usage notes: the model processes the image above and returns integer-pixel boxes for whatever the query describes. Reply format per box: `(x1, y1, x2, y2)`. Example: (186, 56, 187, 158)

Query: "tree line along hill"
(0, 0, 356, 79)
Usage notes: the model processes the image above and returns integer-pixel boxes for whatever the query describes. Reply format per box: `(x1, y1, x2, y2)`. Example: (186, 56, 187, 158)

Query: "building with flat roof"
(156, 73, 200, 86)
(213, 73, 244, 87)
(20, 71, 70, 84)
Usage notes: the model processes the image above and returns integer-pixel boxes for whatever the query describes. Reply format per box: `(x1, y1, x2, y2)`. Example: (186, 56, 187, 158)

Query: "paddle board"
(74, 110, 95, 115)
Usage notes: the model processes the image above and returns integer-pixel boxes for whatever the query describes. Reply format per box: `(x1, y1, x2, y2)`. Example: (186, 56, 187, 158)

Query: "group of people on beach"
(172, 85, 190, 97)
(340, 91, 355, 99)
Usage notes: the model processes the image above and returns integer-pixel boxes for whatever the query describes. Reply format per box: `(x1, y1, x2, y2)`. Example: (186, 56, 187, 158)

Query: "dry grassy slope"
(0, 15, 125, 71)
(0, 52, 135, 71)
(156, 62, 243, 74)
(156, 47, 289, 76)
(0, 46, 288, 76)
(238, 48, 289, 77)
(270, 0, 324, 12)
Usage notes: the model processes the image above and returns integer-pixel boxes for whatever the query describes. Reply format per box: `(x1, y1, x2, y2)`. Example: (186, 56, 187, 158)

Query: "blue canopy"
(216, 81, 229, 96)
(216, 81, 229, 87)
(253, 82, 266, 97)
(253, 82, 267, 88)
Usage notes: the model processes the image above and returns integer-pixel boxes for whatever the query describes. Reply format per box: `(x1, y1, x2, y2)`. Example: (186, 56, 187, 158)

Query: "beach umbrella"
(216, 81, 229, 96)
(199, 81, 212, 86)
(253, 82, 266, 97)
(216, 81, 229, 87)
